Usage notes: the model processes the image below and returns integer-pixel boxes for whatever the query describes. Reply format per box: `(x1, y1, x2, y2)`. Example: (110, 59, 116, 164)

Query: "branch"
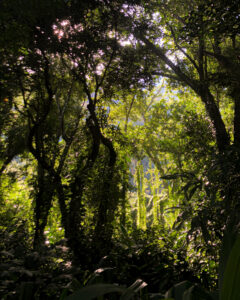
(168, 24, 200, 73)
(160, 3, 187, 26)
(124, 95, 135, 133)
(136, 34, 230, 151)
(0, 154, 15, 175)
(56, 80, 75, 143)
(57, 114, 81, 174)
(137, 33, 200, 94)
(152, 71, 184, 82)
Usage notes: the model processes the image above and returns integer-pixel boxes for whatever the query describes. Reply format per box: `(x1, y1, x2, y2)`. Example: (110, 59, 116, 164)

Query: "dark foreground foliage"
(1, 220, 218, 300)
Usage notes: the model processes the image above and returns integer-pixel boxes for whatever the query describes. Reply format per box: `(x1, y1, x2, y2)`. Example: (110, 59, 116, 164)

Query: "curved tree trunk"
(33, 164, 55, 249)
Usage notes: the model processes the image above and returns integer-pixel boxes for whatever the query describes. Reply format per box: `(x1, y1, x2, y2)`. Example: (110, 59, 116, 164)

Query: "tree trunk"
(199, 87, 230, 152)
(33, 164, 54, 249)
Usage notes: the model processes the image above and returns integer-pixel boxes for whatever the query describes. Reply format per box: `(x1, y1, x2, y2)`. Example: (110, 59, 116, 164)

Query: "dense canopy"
(1, 0, 240, 299)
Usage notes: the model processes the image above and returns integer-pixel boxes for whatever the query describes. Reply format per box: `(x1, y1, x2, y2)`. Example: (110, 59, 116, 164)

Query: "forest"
(1, 0, 240, 299)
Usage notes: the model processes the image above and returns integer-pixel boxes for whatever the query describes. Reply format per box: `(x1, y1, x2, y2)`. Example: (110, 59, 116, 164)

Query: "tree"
(118, 0, 240, 277)
(0, 0, 157, 263)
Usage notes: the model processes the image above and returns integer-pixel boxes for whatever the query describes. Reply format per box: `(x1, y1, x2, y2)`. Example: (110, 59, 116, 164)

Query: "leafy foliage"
(1, 0, 240, 299)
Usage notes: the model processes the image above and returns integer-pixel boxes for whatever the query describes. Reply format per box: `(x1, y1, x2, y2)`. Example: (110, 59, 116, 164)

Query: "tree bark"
(199, 87, 230, 151)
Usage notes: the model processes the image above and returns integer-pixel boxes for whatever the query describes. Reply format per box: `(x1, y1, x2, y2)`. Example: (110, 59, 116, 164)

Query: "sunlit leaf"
(65, 283, 125, 300)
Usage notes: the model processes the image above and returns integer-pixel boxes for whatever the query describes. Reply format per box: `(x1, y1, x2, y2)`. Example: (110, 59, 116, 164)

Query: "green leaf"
(59, 289, 68, 300)
(19, 282, 34, 300)
(65, 283, 126, 300)
(218, 223, 239, 289)
(183, 284, 214, 300)
(120, 279, 147, 300)
(147, 293, 165, 299)
(165, 281, 193, 300)
(220, 235, 240, 300)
